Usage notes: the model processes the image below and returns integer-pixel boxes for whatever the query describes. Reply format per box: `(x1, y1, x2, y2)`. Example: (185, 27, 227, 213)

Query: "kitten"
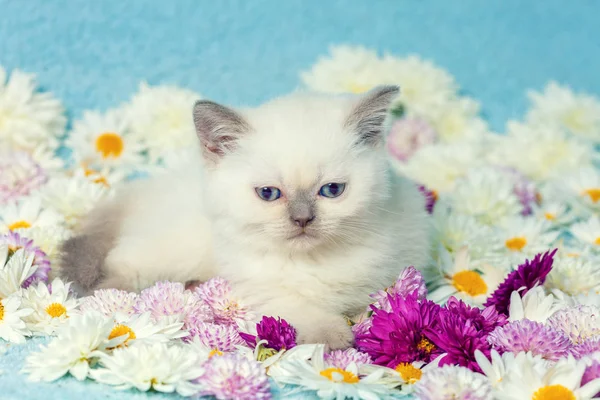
(59, 86, 431, 349)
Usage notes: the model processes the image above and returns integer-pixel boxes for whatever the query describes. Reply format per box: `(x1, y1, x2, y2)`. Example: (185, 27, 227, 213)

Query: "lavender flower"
(370, 266, 427, 312)
(548, 305, 600, 345)
(195, 277, 251, 325)
(386, 117, 437, 162)
(186, 321, 244, 352)
(78, 288, 138, 316)
(0, 231, 51, 287)
(571, 338, 600, 359)
(582, 359, 600, 398)
(324, 348, 372, 370)
(0, 151, 48, 204)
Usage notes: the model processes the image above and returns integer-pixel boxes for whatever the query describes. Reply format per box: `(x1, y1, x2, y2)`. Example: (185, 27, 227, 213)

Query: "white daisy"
(74, 165, 126, 189)
(475, 350, 517, 388)
(90, 341, 204, 396)
(531, 200, 574, 226)
(496, 355, 600, 400)
(67, 108, 145, 172)
(126, 82, 201, 162)
(22, 311, 126, 382)
(23, 225, 72, 272)
(107, 311, 187, 347)
(239, 342, 320, 377)
(496, 217, 560, 262)
(0, 196, 64, 234)
(271, 344, 391, 400)
(0, 295, 33, 343)
(430, 97, 490, 143)
(570, 216, 600, 250)
(546, 254, 600, 296)
(414, 364, 492, 400)
(0, 66, 66, 151)
(428, 246, 506, 306)
(526, 81, 600, 142)
(358, 359, 439, 395)
(0, 246, 37, 297)
(508, 286, 564, 323)
(560, 167, 600, 217)
(20, 278, 78, 335)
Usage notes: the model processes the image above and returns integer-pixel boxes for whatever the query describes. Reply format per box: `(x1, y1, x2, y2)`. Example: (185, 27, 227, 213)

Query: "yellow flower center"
(584, 188, 600, 203)
(544, 212, 556, 221)
(319, 368, 360, 384)
(532, 384, 575, 400)
(347, 83, 371, 94)
(395, 362, 422, 384)
(0, 302, 4, 321)
(108, 324, 136, 343)
(208, 349, 224, 358)
(594, 238, 600, 246)
(83, 168, 109, 187)
(416, 337, 436, 355)
(505, 236, 528, 251)
(45, 303, 67, 318)
(95, 132, 124, 159)
(452, 270, 488, 296)
(8, 220, 31, 231)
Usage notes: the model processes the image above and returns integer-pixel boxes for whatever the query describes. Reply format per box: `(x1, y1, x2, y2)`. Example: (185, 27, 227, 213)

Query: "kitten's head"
(194, 86, 399, 252)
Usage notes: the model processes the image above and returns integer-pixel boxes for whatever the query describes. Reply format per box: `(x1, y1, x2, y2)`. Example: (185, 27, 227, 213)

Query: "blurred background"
(1, 0, 599, 132)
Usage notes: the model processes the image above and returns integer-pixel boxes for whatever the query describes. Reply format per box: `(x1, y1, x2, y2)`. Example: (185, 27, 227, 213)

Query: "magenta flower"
(324, 348, 372, 370)
(488, 319, 570, 361)
(0, 151, 48, 204)
(418, 185, 437, 214)
(195, 277, 251, 325)
(371, 266, 427, 312)
(355, 293, 442, 367)
(198, 353, 272, 400)
(386, 117, 437, 162)
(445, 298, 507, 335)
(186, 321, 244, 351)
(0, 231, 51, 287)
(484, 249, 557, 315)
(582, 359, 600, 398)
(239, 316, 297, 352)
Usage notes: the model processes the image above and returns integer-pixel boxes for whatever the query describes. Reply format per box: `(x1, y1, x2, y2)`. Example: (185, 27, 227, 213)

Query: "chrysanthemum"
(20, 278, 79, 335)
(67, 108, 145, 171)
(488, 319, 570, 361)
(239, 316, 297, 354)
(133, 281, 211, 325)
(582, 358, 600, 396)
(430, 96, 490, 143)
(547, 305, 600, 345)
(270, 344, 390, 400)
(570, 216, 600, 250)
(185, 321, 243, 352)
(0, 196, 64, 234)
(386, 117, 437, 162)
(571, 338, 600, 360)
(23, 312, 126, 382)
(370, 266, 427, 311)
(195, 277, 252, 325)
(508, 286, 563, 323)
(0, 246, 37, 298)
(355, 292, 442, 367)
(485, 249, 557, 315)
(126, 82, 201, 162)
(108, 312, 187, 346)
(0, 66, 66, 151)
(0, 295, 33, 343)
(546, 254, 600, 296)
(197, 352, 271, 400)
(444, 297, 507, 336)
(0, 231, 50, 287)
(526, 81, 600, 141)
(414, 365, 492, 400)
(0, 150, 50, 204)
(78, 288, 138, 317)
(559, 167, 600, 216)
(324, 349, 372, 370)
(90, 342, 204, 395)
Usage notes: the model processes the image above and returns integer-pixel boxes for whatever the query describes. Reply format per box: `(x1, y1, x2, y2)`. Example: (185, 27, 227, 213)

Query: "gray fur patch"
(288, 190, 316, 222)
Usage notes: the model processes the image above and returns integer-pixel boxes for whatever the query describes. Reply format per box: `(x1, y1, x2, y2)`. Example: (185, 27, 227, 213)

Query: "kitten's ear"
(193, 100, 250, 163)
(345, 85, 400, 146)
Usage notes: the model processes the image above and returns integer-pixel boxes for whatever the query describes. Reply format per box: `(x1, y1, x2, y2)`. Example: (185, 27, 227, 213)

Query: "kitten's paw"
(297, 317, 354, 350)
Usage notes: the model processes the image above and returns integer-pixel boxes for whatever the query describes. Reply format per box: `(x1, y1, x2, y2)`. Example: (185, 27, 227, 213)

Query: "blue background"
(1, 0, 599, 133)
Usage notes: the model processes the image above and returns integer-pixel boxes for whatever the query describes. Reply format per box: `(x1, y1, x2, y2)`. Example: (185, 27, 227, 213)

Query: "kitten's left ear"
(345, 85, 400, 146)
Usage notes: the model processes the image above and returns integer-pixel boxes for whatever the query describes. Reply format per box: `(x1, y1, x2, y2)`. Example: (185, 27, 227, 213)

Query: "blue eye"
(319, 183, 346, 198)
(255, 186, 282, 201)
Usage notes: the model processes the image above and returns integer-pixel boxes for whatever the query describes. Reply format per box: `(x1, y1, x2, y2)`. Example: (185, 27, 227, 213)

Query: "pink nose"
(293, 216, 314, 228)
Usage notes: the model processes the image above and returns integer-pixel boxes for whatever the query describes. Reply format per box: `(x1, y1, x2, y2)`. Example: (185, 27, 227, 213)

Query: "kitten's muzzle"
(292, 215, 315, 228)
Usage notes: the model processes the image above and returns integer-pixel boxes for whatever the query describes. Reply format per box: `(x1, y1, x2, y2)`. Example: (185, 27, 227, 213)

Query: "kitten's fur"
(60, 86, 431, 349)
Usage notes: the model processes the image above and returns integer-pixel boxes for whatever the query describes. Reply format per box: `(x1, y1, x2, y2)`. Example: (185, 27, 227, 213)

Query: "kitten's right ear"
(193, 100, 250, 163)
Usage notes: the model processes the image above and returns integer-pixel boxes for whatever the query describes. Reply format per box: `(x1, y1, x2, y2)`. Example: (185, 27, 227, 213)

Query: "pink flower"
(0, 231, 51, 287)
(0, 151, 48, 204)
(386, 117, 437, 162)
(370, 266, 427, 312)
(185, 321, 244, 352)
(195, 277, 251, 325)
(325, 348, 372, 370)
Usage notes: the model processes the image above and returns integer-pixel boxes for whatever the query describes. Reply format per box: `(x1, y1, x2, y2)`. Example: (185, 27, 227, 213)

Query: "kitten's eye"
(255, 186, 282, 201)
(319, 183, 346, 198)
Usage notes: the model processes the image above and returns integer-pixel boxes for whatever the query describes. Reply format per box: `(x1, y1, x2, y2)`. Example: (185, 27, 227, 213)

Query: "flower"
(23, 225, 71, 268)
(571, 338, 600, 360)
(414, 365, 492, 400)
(185, 321, 244, 352)
(547, 305, 600, 345)
(508, 286, 563, 323)
(496, 217, 559, 264)
(133, 281, 211, 325)
(386, 117, 437, 162)
(0, 196, 64, 234)
(109, 312, 187, 346)
(270, 344, 390, 400)
(484, 249, 557, 315)
(559, 167, 600, 216)
(126, 82, 201, 162)
(197, 352, 271, 400)
(418, 185, 437, 214)
(355, 292, 442, 367)
(488, 319, 570, 361)
(324, 349, 372, 370)
(546, 255, 600, 296)
(570, 216, 600, 250)
(67, 108, 145, 171)
(0, 150, 51, 204)
(78, 288, 138, 317)
(90, 342, 204, 395)
(431, 97, 490, 143)
(444, 297, 507, 336)
(0, 246, 37, 297)
(582, 358, 600, 397)
(475, 349, 521, 388)
(0, 231, 51, 287)
(195, 277, 252, 325)
(370, 265, 427, 311)
(0, 295, 33, 343)
(20, 278, 79, 335)
(0, 66, 66, 151)
(526, 81, 600, 141)
(239, 316, 297, 352)
(22, 312, 126, 382)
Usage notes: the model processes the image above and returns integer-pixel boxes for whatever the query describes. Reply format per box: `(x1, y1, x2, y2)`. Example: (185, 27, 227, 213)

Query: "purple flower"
(195, 277, 251, 325)
(0, 231, 51, 287)
(355, 293, 442, 367)
(386, 117, 437, 162)
(445, 297, 507, 335)
(0, 151, 48, 204)
(582, 359, 600, 398)
(497, 166, 540, 216)
(197, 353, 272, 400)
(186, 321, 244, 351)
(484, 249, 557, 315)
(239, 316, 297, 352)
(418, 186, 437, 214)
(571, 339, 600, 359)
(371, 266, 427, 312)
(324, 348, 372, 370)
(488, 319, 570, 361)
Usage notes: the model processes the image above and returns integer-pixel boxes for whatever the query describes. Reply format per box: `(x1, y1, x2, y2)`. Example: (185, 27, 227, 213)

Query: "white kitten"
(60, 86, 431, 349)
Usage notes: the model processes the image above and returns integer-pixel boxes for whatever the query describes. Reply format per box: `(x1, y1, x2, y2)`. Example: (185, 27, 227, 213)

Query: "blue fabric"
(1, 1, 599, 398)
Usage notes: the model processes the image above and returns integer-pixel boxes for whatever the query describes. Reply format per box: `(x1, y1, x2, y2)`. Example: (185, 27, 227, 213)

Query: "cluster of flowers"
(2, 45, 600, 399)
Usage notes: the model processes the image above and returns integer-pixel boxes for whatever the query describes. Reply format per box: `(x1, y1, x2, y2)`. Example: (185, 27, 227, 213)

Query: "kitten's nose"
(293, 216, 315, 228)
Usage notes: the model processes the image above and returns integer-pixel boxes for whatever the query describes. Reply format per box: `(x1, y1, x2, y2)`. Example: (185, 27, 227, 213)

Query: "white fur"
(96, 92, 431, 348)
